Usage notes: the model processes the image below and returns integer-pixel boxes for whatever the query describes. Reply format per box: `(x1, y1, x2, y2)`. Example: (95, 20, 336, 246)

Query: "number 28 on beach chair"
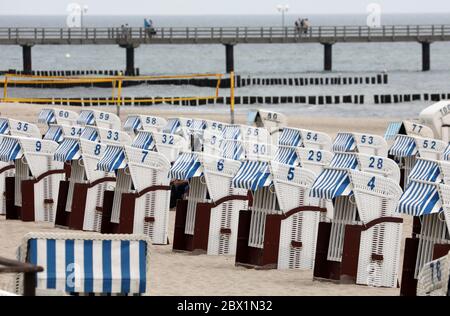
(98, 131, 172, 245)
(311, 151, 403, 287)
(15, 233, 149, 296)
(397, 157, 450, 296)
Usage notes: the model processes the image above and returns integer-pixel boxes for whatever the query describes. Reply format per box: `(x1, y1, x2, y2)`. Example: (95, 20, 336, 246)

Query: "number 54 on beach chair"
(15, 233, 149, 296)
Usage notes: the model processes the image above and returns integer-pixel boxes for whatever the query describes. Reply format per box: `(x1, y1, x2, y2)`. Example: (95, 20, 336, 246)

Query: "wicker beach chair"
(53, 126, 131, 232)
(37, 108, 79, 127)
(123, 114, 168, 135)
(97, 130, 172, 245)
(15, 233, 149, 296)
(416, 251, 450, 296)
(310, 152, 403, 287)
(76, 109, 121, 130)
(247, 109, 287, 142)
(171, 122, 257, 255)
(397, 157, 450, 295)
(0, 135, 65, 223)
(333, 132, 388, 156)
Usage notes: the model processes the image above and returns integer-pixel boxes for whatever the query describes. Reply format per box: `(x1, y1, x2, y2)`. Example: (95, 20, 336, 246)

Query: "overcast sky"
(1, 0, 449, 15)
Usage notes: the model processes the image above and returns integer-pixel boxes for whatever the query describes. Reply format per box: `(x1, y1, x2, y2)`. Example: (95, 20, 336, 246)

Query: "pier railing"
(1, 25, 450, 45)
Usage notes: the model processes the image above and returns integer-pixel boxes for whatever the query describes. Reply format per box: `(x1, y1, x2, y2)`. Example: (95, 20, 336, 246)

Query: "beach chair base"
(54, 180, 70, 227)
(4, 177, 41, 222)
(314, 218, 402, 286)
(5, 176, 20, 220)
(400, 238, 450, 296)
(173, 195, 249, 253)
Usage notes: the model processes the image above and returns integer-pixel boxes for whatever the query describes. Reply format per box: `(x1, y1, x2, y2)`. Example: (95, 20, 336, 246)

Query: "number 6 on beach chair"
(15, 233, 149, 296)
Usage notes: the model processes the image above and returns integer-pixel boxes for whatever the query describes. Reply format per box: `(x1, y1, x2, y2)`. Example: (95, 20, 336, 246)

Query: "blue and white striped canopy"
(274, 146, 298, 165)
(332, 133, 355, 152)
(222, 125, 241, 140)
(97, 145, 127, 172)
(0, 118, 9, 135)
(77, 110, 95, 126)
(329, 152, 359, 169)
(397, 181, 442, 216)
(38, 109, 56, 125)
(384, 121, 402, 141)
(187, 119, 206, 131)
(278, 128, 302, 147)
(221, 140, 244, 160)
(443, 144, 450, 161)
(132, 131, 154, 150)
(80, 126, 99, 141)
(0, 137, 22, 162)
(43, 126, 64, 143)
(310, 169, 350, 200)
(170, 152, 202, 180)
(409, 159, 440, 182)
(28, 238, 147, 294)
(163, 119, 181, 134)
(232, 160, 271, 190)
(123, 116, 142, 132)
(54, 138, 80, 162)
(389, 135, 417, 157)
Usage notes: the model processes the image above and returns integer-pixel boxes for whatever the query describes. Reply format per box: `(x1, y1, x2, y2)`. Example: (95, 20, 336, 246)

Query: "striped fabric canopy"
(38, 109, 56, 125)
(187, 119, 206, 131)
(222, 125, 241, 140)
(54, 138, 81, 162)
(43, 126, 64, 143)
(123, 116, 142, 132)
(97, 145, 127, 172)
(409, 159, 440, 182)
(232, 160, 271, 190)
(163, 119, 181, 134)
(170, 152, 202, 180)
(132, 131, 154, 150)
(389, 135, 417, 157)
(397, 181, 442, 216)
(27, 238, 147, 294)
(221, 140, 244, 160)
(77, 110, 95, 126)
(443, 144, 450, 161)
(274, 146, 298, 165)
(384, 122, 402, 141)
(310, 169, 350, 200)
(0, 118, 9, 135)
(332, 133, 355, 152)
(0, 137, 22, 162)
(329, 152, 359, 169)
(278, 128, 302, 147)
(80, 126, 99, 141)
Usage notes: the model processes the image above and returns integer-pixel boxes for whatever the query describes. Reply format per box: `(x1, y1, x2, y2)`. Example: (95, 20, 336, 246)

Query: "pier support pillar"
(322, 43, 333, 71)
(22, 45, 33, 75)
(225, 44, 235, 73)
(126, 46, 135, 76)
(421, 42, 431, 72)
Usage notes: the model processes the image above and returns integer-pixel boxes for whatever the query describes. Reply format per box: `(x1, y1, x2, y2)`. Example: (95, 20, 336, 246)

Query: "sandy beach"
(0, 103, 409, 296)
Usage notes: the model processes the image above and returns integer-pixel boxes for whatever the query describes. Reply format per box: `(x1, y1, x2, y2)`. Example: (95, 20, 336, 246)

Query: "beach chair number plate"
(368, 157, 383, 169)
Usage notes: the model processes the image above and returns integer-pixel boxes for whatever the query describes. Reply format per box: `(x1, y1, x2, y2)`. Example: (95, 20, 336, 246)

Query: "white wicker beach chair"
(15, 233, 150, 296)
(76, 109, 121, 130)
(416, 251, 450, 296)
(247, 109, 287, 142)
(395, 157, 450, 295)
(38, 108, 79, 127)
(310, 152, 403, 287)
(53, 126, 131, 232)
(152, 132, 189, 163)
(123, 114, 168, 135)
(384, 120, 434, 144)
(96, 131, 172, 245)
(0, 135, 64, 223)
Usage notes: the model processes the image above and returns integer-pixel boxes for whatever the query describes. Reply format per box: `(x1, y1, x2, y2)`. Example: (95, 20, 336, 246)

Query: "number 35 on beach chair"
(15, 233, 149, 296)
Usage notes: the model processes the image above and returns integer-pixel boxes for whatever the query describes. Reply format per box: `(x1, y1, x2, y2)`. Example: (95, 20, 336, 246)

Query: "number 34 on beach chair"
(15, 233, 149, 296)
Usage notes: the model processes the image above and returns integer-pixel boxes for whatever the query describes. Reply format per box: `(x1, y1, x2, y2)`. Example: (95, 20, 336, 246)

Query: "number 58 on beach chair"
(15, 233, 149, 296)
